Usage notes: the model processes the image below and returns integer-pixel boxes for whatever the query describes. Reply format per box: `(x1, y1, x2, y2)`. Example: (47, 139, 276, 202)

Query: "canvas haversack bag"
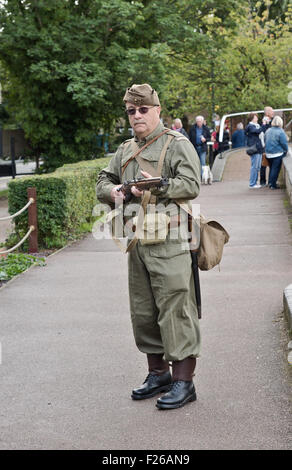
(196, 215, 230, 271)
(174, 201, 230, 271)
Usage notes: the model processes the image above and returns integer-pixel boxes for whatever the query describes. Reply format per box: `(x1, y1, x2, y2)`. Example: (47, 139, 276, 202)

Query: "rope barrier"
(0, 188, 37, 254)
(0, 226, 35, 255)
(0, 198, 34, 221)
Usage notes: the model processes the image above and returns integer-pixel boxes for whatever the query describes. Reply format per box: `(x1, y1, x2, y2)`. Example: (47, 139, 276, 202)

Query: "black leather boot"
(156, 357, 197, 409)
(131, 354, 171, 400)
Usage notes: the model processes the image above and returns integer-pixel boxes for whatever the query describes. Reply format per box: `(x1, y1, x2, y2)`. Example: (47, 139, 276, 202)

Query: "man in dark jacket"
(189, 116, 211, 169)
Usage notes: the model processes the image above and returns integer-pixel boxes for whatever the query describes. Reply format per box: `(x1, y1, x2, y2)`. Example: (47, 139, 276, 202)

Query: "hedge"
(55, 157, 111, 173)
(7, 157, 111, 250)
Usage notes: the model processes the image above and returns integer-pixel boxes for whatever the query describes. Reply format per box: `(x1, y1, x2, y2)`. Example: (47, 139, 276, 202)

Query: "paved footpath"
(0, 151, 291, 450)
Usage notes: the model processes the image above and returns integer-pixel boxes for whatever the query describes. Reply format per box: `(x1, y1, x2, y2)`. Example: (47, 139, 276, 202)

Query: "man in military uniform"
(96, 84, 201, 410)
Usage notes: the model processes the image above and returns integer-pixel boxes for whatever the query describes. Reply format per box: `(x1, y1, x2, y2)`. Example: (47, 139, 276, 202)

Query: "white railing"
(218, 108, 292, 142)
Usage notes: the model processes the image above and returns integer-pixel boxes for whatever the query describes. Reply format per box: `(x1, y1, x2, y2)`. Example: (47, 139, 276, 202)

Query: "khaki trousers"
(128, 241, 201, 362)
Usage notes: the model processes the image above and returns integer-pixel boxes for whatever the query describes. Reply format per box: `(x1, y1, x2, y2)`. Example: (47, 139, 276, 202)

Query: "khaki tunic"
(96, 122, 201, 361)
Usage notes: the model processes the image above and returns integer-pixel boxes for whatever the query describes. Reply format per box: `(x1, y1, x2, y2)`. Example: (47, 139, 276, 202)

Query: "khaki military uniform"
(96, 121, 201, 362)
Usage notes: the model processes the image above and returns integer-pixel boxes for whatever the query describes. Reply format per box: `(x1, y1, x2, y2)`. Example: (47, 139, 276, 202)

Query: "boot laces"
(171, 380, 185, 391)
(143, 373, 157, 384)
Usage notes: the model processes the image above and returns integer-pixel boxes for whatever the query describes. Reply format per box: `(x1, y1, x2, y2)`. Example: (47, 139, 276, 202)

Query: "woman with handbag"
(264, 116, 288, 189)
(245, 113, 265, 189)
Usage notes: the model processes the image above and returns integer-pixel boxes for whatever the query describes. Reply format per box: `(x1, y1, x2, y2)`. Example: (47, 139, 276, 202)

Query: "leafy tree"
(163, 0, 292, 122)
(0, 0, 249, 169)
(0, 1, 143, 169)
(248, 0, 291, 23)
(0, 0, 244, 169)
(214, 1, 292, 113)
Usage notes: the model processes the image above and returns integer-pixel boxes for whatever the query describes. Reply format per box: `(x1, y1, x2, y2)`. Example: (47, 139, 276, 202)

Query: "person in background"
(211, 126, 220, 159)
(213, 114, 220, 128)
(245, 113, 265, 189)
(264, 116, 288, 190)
(260, 106, 274, 187)
(232, 123, 246, 148)
(217, 123, 230, 154)
(189, 116, 211, 169)
(172, 118, 189, 139)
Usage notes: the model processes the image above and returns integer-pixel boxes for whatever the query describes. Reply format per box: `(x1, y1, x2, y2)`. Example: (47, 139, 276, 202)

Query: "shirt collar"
(134, 122, 165, 145)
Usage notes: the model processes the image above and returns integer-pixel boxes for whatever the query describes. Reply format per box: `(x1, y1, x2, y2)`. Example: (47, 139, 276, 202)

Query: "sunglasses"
(126, 106, 156, 116)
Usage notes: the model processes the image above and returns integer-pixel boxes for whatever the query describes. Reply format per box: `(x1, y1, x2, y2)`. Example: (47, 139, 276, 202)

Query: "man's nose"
(134, 109, 144, 117)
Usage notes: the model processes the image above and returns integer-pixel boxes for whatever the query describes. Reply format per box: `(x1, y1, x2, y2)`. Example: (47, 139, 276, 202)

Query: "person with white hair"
(189, 116, 211, 170)
(232, 122, 246, 148)
(172, 118, 189, 139)
(264, 116, 288, 189)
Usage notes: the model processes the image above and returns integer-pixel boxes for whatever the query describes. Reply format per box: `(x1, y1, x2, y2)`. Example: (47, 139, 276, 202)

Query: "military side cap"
(123, 84, 160, 106)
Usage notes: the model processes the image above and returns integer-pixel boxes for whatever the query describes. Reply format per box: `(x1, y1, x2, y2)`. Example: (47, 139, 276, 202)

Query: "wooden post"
(27, 187, 38, 253)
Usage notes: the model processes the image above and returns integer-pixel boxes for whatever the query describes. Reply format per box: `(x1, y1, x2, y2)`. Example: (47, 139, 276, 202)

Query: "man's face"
(196, 119, 203, 128)
(126, 103, 161, 139)
(265, 107, 274, 119)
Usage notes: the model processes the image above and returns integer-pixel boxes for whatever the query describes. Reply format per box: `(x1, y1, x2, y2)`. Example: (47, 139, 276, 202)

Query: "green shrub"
(55, 156, 111, 173)
(7, 157, 111, 249)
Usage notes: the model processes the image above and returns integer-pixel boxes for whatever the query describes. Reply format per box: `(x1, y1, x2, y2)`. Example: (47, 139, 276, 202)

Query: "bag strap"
(124, 132, 200, 251)
(107, 193, 153, 254)
(174, 199, 200, 251)
(107, 130, 175, 254)
(121, 128, 170, 175)
(110, 132, 172, 253)
(124, 190, 152, 253)
(125, 133, 174, 252)
(133, 133, 174, 177)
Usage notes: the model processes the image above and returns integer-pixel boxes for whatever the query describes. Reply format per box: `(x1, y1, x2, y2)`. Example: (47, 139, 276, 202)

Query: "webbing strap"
(174, 199, 200, 251)
(125, 190, 152, 253)
(121, 129, 169, 175)
(133, 134, 173, 205)
(113, 132, 174, 253)
(124, 134, 174, 252)
(133, 134, 173, 177)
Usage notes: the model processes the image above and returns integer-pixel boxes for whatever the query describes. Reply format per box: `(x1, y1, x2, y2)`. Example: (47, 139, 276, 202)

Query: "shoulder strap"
(121, 128, 170, 175)
(112, 131, 175, 253)
(135, 134, 174, 177)
(174, 199, 200, 251)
